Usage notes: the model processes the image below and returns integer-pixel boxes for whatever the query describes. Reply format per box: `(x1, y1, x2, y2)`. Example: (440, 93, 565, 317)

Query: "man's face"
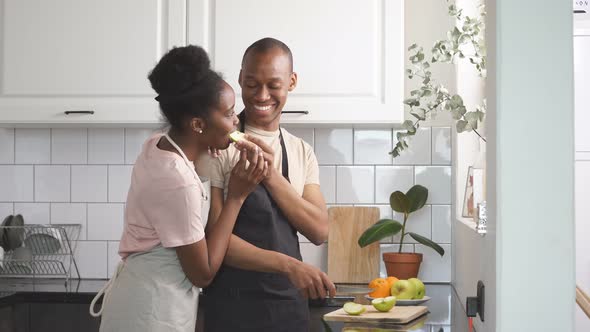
(239, 47, 297, 130)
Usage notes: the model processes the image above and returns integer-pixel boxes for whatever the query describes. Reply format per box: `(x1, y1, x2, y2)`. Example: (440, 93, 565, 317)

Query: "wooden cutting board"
(327, 206, 380, 284)
(323, 305, 428, 324)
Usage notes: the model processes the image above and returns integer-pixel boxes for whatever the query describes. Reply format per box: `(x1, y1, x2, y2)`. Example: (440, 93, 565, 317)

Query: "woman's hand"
(227, 147, 268, 201)
(234, 135, 276, 181)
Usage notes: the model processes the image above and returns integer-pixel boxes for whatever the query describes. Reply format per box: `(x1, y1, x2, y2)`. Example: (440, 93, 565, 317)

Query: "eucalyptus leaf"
(390, 191, 410, 213)
(407, 232, 445, 257)
(406, 185, 428, 213)
(410, 108, 427, 121)
(358, 219, 403, 247)
(456, 119, 469, 132)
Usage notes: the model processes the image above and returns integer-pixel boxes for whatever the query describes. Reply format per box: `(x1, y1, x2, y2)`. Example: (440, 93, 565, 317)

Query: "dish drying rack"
(0, 224, 81, 284)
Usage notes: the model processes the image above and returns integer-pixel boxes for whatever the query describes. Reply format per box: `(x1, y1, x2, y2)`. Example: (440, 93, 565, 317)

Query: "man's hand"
(284, 259, 336, 299)
(234, 134, 278, 181)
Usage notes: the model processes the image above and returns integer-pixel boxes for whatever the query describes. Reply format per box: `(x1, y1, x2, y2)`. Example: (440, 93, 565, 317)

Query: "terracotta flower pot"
(382, 252, 423, 279)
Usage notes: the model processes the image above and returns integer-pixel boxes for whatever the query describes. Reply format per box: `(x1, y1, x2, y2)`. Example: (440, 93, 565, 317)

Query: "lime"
(229, 131, 245, 143)
(371, 296, 396, 312)
(343, 302, 366, 315)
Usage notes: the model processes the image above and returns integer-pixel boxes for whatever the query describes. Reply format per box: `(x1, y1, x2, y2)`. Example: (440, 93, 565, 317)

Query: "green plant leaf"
(390, 191, 409, 213)
(406, 185, 428, 213)
(410, 108, 426, 121)
(407, 232, 445, 257)
(402, 120, 417, 134)
(358, 219, 403, 247)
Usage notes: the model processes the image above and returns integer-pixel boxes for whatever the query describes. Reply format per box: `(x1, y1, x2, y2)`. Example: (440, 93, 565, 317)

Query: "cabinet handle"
(574, 10, 587, 14)
(281, 110, 309, 115)
(64, 110, 95, 115)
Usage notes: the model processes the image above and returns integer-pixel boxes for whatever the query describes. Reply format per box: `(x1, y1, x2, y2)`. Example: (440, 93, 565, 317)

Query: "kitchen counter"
(0, 279, 472, 332)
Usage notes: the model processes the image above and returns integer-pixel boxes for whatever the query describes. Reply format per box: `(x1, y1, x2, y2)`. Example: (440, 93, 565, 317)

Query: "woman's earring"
(196, 128, 203, 134)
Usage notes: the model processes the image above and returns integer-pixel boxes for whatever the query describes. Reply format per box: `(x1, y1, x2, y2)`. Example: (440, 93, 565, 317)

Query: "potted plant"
(358, 185, 445, 279)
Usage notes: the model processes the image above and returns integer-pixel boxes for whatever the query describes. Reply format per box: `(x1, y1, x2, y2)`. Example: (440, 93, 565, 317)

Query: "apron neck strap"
(163, 133, 208, 201)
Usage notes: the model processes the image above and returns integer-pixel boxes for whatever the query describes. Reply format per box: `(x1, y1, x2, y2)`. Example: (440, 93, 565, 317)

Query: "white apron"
(90, 133, 208, 332)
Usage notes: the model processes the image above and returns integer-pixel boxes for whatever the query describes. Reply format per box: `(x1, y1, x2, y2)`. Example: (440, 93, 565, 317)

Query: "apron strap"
(163, 133, 208, 201)
(89, 261, 125, 317)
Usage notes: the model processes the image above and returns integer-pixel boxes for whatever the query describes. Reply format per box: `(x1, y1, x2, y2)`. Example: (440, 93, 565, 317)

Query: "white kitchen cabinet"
(0, 0, 186, 126)
(187, 0, 404, 125)
(575, 34, 590, 154)
(1, 0, 404, 126)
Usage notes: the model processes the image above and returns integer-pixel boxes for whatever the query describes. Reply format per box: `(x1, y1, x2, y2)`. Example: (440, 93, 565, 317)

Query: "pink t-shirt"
(118, 133, 206, 259)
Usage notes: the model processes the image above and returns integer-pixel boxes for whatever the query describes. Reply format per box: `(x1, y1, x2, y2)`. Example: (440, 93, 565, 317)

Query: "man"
(203, 38, 335, 331)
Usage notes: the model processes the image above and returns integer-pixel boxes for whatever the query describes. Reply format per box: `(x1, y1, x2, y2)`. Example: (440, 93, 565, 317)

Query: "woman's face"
(201, 81, 238, 150)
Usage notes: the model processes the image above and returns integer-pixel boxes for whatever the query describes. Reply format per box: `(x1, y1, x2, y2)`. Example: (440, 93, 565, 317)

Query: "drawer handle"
(574, 10, 587, 14)
(64, 110, 95, 115)
(281, 110, 309, 115)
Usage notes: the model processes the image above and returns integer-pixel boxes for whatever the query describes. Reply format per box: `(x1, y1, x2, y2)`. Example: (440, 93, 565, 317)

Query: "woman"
(89, 45, 267, 332)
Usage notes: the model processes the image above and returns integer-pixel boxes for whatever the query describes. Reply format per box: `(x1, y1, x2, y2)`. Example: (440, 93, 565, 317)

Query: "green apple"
(343, 302, 366, 315)
(229, 130, 245, 142)
(408, 278, 426, 299)
(371, 296, 396, 312)
(390, 279, 417, 300)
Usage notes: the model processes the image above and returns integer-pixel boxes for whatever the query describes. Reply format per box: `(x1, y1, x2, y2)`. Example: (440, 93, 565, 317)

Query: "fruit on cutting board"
(390, 279, 417, 299)
(408, 278, 426, 299)
(368, 278, 390, 298)
(343, 302, 366, 315)
(371, 296, 396, 312)
(229, 130, 246, 142)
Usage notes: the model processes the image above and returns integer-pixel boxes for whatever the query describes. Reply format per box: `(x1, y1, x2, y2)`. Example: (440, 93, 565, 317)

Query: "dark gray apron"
(203, 121, 309, 332)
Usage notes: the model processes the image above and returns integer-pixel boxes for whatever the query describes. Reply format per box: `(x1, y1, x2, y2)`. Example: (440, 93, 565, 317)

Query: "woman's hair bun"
(148, 45, 212, 97)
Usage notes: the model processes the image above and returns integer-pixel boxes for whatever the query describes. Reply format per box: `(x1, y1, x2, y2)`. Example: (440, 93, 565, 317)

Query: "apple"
(343, 302, 366, 315)
(408, 278, 426, 299)
(229, 130, 245, 143)
(371, 296, 396, 312)
(390, 279, 417, 299)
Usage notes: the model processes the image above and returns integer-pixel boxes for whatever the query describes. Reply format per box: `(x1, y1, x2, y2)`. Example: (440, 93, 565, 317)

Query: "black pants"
(203, 295, 310, 332)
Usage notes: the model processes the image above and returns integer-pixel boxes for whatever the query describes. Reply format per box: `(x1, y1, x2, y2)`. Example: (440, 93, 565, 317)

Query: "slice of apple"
(371, 296, 396, 312)
(229, 131, 246, 143)
(343, 302, 366, 315)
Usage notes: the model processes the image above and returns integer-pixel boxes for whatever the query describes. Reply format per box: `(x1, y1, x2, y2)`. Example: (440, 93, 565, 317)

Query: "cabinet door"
(188, 0, 404, 125)
(0, 0, 186, 126)
(575, 36, 590, 152)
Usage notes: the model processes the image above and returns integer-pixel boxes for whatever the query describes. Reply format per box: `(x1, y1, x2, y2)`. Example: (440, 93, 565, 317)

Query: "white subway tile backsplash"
(75, 241, 107, 279)
(283, 127, 314, 148)
(432, 127, 452, 165)
(432, 205, 451, 244)
(34, 166, 70, 202)
(107, 241, 121, 277)
(379, 244, 414, 278)
(375, 166, 414, 204)
(0, 203, 13, 219)
(0, 129, 15, 164)
(125, 129, 156, 164)
(51, 129, 87, 164)
(88, 129, 124, 164)
(4, 126, 453, 281)
(415, 243, 451, 282)
(108, 165, 133, 202)
(392, 205, 432, 244)
(15, 129, 51, 164)
(87, 203, 124, 240)
(318, 166, 336, 204)
(415, 166, 452, 204)
(14, 203, 50, 224)
(393, 128, 431, 165)
(336, 166, 374, 204)
(354, 130, 393, 165)
(51, 203, 87, 240)
(300, 242, 327, 271)
(0, 165, 34, 201)
(315, 129, 353, 164)
(71, 166, 108, 202)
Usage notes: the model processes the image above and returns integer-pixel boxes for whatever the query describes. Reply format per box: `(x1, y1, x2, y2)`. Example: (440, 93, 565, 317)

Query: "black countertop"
(0, 279, 472, 332)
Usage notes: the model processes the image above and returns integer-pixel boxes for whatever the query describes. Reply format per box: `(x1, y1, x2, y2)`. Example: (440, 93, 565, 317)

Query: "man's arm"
(237, 136, 328, 245)
(207, 187, 335, 299)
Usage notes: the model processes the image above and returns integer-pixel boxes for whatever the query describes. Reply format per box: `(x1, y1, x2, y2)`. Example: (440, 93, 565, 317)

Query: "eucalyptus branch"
(391, 0, 486, 158)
